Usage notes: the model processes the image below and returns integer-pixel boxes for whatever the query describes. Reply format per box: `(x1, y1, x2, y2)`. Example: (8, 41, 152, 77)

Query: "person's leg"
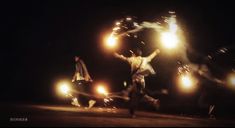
(71, 97, 81, 107)
(198, 91, 210, 117)
(209, 105, 215, 114)
(138, 79, 160, 110)
(143, 94, 160, 110)
(129, 83, 142, 118)
(71, 81, 81, 107)
(129, 91, 136, 117)
(71, 81, 88, 107)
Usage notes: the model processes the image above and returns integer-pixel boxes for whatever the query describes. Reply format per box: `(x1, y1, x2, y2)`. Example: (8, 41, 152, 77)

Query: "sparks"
(160, 14, 179, 49)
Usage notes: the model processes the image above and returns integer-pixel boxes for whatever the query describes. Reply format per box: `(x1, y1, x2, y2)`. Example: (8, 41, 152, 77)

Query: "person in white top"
(114, 48, 160, 117)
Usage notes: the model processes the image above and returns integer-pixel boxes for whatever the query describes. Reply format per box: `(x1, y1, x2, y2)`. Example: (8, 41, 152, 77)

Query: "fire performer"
(114, 48, 161, 117)
(71, 56, 95, 107)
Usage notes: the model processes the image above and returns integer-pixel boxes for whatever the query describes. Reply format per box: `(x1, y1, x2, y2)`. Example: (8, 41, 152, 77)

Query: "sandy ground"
(1, 104, 235, 127)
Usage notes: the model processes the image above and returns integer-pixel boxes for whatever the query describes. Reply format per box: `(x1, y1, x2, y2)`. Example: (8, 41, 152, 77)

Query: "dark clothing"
(72, 58, 93, 107)
(128, 80, 159, 116)
(72, 80, 92, 106)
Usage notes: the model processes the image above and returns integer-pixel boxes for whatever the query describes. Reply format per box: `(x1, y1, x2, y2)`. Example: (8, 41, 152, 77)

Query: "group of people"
(71, 48, 161, 117)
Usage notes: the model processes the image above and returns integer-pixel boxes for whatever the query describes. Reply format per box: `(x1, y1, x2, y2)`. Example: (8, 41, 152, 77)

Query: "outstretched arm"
(147, 49, 160, 62)
(114, 52, 128, 62)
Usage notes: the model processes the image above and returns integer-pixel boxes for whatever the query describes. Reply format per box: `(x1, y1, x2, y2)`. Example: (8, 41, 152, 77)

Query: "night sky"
(1, 0, 235, 109)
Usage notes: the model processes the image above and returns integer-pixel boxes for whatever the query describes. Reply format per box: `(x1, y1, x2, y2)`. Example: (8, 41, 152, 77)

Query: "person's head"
(75, 56, 80, 62)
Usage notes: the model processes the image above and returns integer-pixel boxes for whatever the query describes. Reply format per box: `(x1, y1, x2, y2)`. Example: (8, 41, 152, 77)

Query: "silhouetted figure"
(71, 56, 95, 108)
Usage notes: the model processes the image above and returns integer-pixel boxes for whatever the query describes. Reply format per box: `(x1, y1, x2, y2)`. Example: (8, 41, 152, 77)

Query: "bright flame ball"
(56, 81, 71, 96)
(107, 36, 117, 48)
(180, 75, 192, 89)
(227, 73, 235, 87)
(160, 32, 178, 49)
(60, 84, 70, 95)
(177, 74, 197, 93)
(96, 85, 108, 96)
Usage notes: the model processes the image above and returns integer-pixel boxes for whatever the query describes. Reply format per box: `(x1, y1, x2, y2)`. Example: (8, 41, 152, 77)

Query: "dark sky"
(1, 0, 235, 104)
